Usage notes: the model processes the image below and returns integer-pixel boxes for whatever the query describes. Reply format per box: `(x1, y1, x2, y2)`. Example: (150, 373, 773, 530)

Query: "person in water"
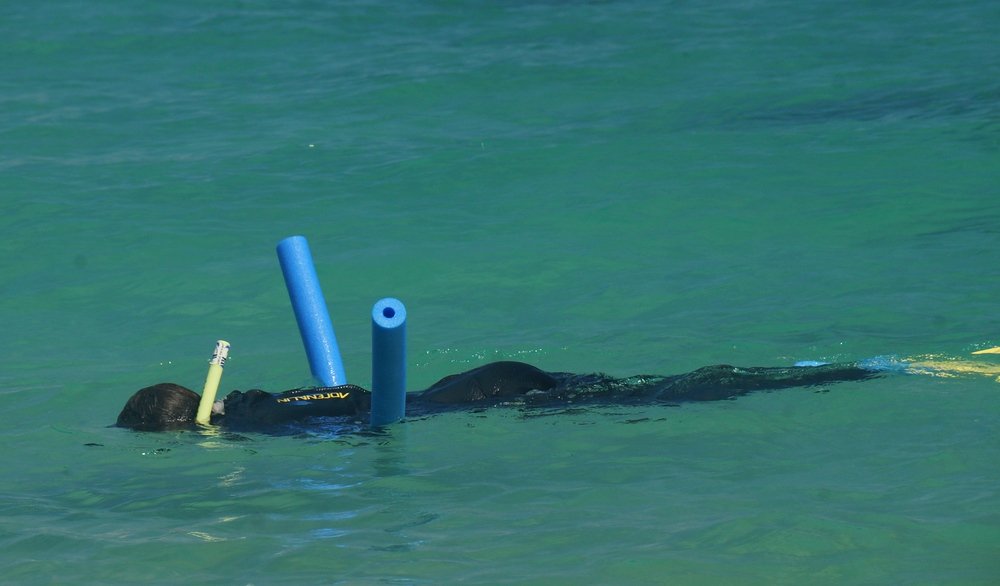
(116, 360, 878, 432)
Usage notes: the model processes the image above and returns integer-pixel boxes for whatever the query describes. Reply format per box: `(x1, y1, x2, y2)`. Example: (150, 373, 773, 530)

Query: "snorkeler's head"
(116, 383, 200, 431)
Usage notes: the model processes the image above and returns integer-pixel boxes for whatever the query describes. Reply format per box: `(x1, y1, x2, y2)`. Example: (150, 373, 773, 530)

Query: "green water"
(2, 1, 998, 583)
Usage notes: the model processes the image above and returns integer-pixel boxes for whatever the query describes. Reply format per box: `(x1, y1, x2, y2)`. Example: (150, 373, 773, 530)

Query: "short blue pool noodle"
(276, 236, 347, 387)
(371, 297, 407, 427)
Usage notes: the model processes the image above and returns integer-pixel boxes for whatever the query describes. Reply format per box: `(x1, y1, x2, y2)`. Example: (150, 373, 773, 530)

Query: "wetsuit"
(213, 385, 371, 429)
(414, 360, 875, 408)
(212, 360, 877, 428)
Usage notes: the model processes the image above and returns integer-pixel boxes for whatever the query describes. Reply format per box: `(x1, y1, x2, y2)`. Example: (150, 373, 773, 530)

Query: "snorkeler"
(116, 360, 877, 432)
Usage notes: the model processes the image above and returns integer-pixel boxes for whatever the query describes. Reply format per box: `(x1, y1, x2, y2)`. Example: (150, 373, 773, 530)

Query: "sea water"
(1, 0, 998, 583)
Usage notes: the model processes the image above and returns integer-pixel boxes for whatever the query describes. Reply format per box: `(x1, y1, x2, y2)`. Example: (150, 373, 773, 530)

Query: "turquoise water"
(2, 0, 999, 583)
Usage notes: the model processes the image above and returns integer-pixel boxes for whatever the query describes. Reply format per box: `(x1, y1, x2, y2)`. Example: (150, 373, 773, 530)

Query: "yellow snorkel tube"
(196, 340, 231, 425)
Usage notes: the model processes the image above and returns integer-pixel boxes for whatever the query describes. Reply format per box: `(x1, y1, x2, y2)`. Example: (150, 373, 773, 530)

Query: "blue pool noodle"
(370, 297, 407, 427)
(276, 235, 347, 387)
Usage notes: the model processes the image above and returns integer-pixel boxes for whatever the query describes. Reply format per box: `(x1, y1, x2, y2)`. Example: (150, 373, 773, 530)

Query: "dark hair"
(116, 383, 200, 431)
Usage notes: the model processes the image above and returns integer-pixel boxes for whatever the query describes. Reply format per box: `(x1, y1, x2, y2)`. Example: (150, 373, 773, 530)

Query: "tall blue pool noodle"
(371, 297, 407, 427)
(276, 235, 347, 387)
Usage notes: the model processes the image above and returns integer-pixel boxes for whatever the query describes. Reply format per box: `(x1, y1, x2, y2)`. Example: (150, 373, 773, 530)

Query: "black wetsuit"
(213, 385, 371, 429)
(213, 360, 876, 429)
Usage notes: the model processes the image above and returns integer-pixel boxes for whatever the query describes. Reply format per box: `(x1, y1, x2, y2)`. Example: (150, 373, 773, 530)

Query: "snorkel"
(196, 340, 231, 425)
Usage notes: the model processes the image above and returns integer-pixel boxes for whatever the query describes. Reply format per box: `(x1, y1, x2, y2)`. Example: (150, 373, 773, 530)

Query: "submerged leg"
(651, 363, 878, 402)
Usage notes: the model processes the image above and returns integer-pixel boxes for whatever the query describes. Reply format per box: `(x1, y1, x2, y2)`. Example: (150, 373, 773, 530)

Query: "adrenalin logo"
(276, 392, 350, 403)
